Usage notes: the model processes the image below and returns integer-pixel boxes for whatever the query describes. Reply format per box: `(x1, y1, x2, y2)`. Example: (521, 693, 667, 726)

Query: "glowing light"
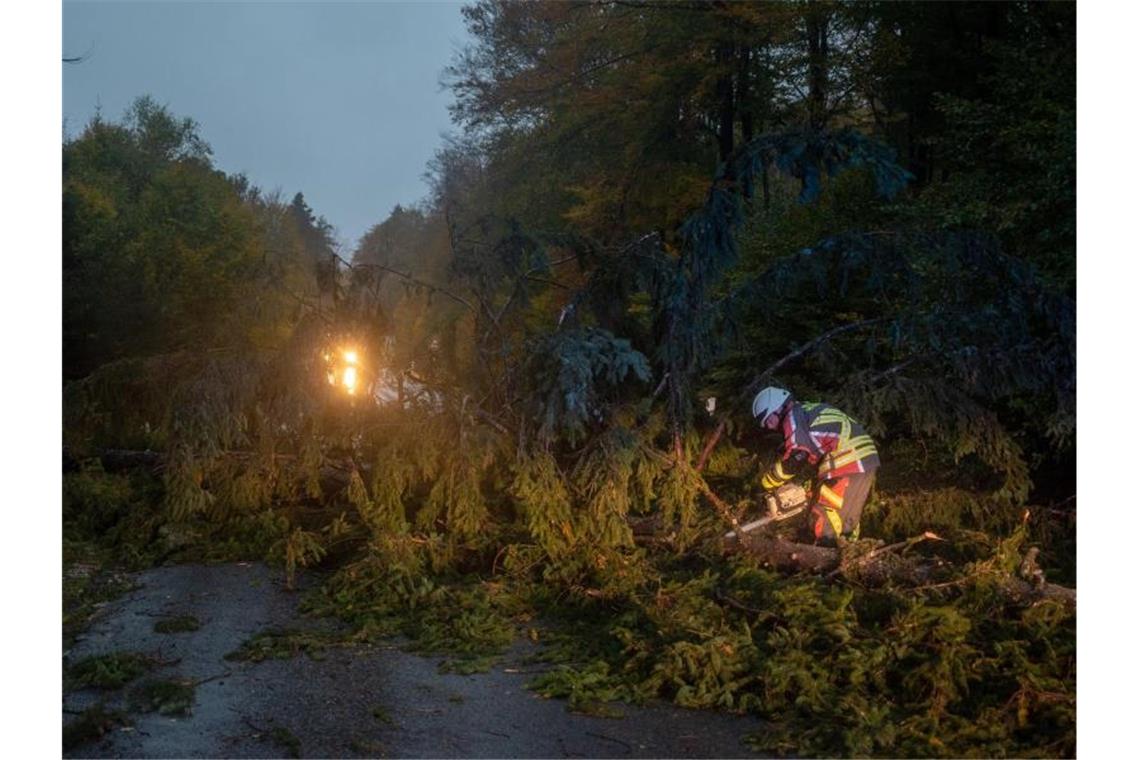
(342, 366, 358, 394)
(344, 349, 358, 365)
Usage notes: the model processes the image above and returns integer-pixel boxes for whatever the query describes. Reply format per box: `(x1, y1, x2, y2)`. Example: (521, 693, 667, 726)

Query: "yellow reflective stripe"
(761, 466, 795, 491)
(826, 437, 878, 469)
(819, 484, 845, 509)
(824, 507, 844, 537)
(830, 451, 860, 469)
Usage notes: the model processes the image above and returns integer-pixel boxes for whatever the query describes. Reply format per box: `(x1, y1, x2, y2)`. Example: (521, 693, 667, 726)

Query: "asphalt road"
(63, 563, 765, 758)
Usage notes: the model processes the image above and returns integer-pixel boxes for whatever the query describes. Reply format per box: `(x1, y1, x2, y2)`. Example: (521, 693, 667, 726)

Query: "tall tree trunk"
(715, 41, 736, 168)
(739, 46, 754, 145)
(806, 4, 830, 131)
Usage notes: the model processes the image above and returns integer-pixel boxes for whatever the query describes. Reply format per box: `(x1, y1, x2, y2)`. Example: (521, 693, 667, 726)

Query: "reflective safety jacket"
(760, 402, 880, 490)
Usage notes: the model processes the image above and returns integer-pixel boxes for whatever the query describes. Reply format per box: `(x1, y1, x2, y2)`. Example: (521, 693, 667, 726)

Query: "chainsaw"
(724, 483, 810, 540)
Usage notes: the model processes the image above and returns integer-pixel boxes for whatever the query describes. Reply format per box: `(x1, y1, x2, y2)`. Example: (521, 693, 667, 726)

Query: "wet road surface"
(63, 563, 765, 758)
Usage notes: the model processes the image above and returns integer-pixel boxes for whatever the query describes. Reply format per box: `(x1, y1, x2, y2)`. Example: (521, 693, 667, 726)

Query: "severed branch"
(694, 420, 726, 473)
(638, 442, 743, 535)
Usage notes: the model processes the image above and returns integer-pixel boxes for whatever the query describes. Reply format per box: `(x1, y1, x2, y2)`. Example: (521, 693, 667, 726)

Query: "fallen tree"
(726, 530, 1076, 609)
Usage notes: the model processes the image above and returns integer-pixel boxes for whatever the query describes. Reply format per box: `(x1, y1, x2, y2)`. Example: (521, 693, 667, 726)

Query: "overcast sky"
(63, 0, 471, 250)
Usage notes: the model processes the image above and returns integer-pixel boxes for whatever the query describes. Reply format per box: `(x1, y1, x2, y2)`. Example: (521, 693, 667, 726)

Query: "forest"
(63, 2, 1076, 756)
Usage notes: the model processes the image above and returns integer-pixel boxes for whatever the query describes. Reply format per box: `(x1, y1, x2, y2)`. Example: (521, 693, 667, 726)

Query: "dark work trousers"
(809, 471, 876, 546)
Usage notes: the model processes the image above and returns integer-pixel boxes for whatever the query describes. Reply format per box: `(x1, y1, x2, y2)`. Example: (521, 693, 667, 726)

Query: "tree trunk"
(715, 41, 736, 166)
(727, 533, 1076, 609)
(805, 5, 830, 130)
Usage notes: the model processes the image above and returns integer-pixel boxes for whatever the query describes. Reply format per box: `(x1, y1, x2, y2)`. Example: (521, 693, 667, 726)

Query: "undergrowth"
(62, 469, 1075, 757)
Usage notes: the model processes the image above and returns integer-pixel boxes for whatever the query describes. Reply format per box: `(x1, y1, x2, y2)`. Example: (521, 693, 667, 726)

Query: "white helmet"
(751, 386, 791, 423)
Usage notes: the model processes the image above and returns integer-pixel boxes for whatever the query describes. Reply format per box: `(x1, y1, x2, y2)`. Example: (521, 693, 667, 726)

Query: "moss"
(153, 615, 201, 633)
(128, 678, 196, 716)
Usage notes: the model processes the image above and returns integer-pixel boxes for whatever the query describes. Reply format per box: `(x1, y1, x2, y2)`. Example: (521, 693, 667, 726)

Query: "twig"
(694, 419, 727, 473)
(333, 253, 478, 314)
(192, 670, 232, 687)
(490, 544, 510, 576)
(714, 589, 762, 615)
(242, 716, 269, 735)
(586, 731, 634, 750)
(638, 443, 742, 534)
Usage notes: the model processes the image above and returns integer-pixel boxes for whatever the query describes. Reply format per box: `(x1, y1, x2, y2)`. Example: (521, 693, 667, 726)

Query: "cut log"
(727, 533, 1075, 609)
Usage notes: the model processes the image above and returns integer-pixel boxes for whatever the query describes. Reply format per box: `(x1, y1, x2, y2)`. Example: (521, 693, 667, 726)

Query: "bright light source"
(322, 343, 366, 396)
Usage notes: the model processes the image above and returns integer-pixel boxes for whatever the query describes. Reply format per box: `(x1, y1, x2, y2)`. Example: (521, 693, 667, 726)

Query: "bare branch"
(333, 253, 478, 315)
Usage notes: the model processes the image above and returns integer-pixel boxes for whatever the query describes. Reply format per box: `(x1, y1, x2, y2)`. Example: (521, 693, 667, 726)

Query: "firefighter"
(751, 386, 880, 545)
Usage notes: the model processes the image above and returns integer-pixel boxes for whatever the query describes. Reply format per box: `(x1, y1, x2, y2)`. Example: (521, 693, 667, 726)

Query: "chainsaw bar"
(724, 504, 807, 540)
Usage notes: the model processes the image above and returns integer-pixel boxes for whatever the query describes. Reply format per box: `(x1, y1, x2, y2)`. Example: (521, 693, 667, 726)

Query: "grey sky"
(63, 0, 471, 250)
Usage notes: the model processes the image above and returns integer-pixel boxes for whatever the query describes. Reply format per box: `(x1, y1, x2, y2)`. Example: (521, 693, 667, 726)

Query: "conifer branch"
(741, 317, 882, 402)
